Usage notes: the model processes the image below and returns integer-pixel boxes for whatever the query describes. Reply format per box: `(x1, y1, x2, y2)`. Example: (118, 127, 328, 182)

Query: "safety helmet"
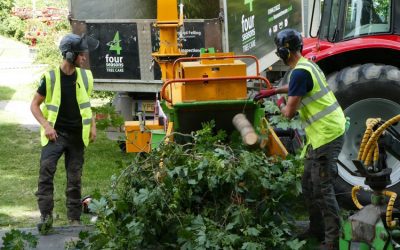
(274, 29, 303, 62)
(59, 34, 89, 63)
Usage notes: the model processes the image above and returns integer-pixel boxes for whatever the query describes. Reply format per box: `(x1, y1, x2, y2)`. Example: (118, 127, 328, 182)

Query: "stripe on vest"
(80, 69, 89, 91)
(298, 62, 331, 107)
(304, 102, 340, 126)
(83, 118, 92, 125)
(49, 70, 56, 94)
(46, 104, 58, 112)
(79, 102, 91, 109)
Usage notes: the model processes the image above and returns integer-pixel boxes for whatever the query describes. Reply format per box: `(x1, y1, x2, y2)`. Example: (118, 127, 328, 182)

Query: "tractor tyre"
(327, 63, 400, 209)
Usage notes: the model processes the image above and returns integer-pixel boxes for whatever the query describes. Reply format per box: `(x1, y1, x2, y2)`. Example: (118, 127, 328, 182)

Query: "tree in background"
(14, 0, 68, 9)
(0, 0, 13, 20)
(0, 0, 26, 40)
(182, 0, 220, 19)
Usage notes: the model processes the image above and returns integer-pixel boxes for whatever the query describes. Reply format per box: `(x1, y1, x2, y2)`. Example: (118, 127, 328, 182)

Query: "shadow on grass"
(0, 213, 15, 227)
(0, 122, 135, 228)
(0, 211, 39, 228)
(0, 86, 16, 101)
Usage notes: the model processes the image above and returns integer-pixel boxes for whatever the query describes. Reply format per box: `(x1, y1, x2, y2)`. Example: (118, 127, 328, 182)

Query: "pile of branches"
(75, 122, 306, 249)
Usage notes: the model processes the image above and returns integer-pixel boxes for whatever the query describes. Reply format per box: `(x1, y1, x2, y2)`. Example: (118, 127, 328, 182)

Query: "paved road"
(0, 226, 92, 250)
(0, 36, 89, 249)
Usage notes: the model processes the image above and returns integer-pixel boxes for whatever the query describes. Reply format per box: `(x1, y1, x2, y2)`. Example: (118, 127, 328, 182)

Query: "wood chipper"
(124, 0, 287, 158)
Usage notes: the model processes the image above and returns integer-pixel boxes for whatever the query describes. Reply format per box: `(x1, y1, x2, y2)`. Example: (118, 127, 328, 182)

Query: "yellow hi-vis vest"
(295, 57, 346, 149)
(40, 67, 94, 147)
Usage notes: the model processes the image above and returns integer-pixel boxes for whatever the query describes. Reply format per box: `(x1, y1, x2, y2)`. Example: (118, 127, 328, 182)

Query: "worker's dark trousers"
(302, 134, 344, 244)
(35, 130, 84, 220)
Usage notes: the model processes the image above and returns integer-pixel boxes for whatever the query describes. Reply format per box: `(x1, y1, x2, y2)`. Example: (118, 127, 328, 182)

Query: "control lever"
(149, 58, 155, 72)
(138, 112, 145, 132)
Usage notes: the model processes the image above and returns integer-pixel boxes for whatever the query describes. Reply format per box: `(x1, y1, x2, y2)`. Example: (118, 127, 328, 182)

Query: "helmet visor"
(81, 34, 99, 52)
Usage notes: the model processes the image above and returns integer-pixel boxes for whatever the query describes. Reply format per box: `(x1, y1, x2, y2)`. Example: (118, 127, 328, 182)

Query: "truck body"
(67, 0, 309, 130)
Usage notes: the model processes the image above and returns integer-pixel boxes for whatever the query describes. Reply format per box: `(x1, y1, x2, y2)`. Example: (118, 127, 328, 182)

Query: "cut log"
(232, 113, 258, 146)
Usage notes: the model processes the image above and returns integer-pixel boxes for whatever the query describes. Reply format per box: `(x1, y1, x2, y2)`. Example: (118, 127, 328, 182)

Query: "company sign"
(227, 0, 302, 59)
(87, 22, 141, 79)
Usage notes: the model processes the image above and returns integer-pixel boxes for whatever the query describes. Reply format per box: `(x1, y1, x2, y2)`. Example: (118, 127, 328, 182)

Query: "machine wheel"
(327, 63, 400, 209)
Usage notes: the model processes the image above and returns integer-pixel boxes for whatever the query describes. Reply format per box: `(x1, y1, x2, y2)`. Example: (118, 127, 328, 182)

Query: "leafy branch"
(72, 122, 306, 249)
(263, 100, 302, 130)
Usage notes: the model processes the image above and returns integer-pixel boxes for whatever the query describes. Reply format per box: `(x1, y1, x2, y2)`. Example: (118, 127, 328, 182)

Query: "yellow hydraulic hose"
(383, 190, 397, 229)
(357, 118, 380, 160)
(361, 115, 400, 166)
(353, 187, 398, 228)
(352, 115, 400, 225)
(372, 141, 379, 166)
(352, 185, 363, 210)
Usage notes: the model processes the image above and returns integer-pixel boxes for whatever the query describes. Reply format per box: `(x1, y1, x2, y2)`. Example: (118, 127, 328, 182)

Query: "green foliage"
(0, 86, 16, 101)
(34, 32, 64, 67)
(65, 231, 90, 250)
(1, 229, 38, 250)
(91, 90, 115, 103)
(374, 0, 390, 22)
(0, 0, 13, 21)
(74, 123, 305, 249)
(0, 0, 70, 64)
(31, 17, 70, 66)
(0, 14, 27, 41)
(263, 100, 303, 130)
(182, 0, 220, 19)
(92, 104, 124, 131)
(0, 0, 69, 45)
(32, 18, 70, 66)
(14, 0, 68, 9)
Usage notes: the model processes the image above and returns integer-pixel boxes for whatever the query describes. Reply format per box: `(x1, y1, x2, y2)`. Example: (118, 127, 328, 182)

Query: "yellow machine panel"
(171, 59, 247, 104)
(125, 121, 164, 153)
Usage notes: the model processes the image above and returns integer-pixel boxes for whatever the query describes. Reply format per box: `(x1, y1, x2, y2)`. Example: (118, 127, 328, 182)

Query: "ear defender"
(65, 51, 76, 64)
(277, 47, 290, 61)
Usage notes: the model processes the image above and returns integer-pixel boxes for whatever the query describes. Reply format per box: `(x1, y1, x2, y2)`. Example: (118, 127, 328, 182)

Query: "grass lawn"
(0, 86, 16, 100)
(0, 82, 136, 229)
(0, 118, 135, 229)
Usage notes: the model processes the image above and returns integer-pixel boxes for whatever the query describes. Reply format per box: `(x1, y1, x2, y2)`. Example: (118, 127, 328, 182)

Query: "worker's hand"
(253, 88, 277, 101)
(276, 96, 286, 109)
(90, 125, 97, 142)
(44, 123, 57, 141)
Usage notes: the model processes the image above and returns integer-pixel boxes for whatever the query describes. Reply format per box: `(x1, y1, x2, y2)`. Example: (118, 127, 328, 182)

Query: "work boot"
(37, 214, 53, 235)
(319, 241, 339, 250)
(297, 228, 325, 242)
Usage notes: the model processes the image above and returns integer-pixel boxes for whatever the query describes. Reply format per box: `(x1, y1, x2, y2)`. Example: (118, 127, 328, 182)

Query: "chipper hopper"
(123, 0, 287, 157)
(125, 51, 288, 158)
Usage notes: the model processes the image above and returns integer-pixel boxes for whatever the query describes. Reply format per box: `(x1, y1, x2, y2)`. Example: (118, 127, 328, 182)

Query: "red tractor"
(302, 0, 400, 206)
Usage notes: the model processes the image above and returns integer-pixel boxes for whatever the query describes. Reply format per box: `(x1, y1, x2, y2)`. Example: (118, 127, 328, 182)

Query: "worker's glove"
(253, 88, 277, 101)
(276, 96, 286, 109)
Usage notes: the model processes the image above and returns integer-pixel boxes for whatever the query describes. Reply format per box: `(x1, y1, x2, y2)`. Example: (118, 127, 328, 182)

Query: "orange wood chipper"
(124, 0, 288, 158)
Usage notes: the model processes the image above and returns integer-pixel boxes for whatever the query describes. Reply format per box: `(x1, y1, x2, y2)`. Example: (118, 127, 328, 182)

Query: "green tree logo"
(244, 0, 254, 12)
(107, 31, 122, 55)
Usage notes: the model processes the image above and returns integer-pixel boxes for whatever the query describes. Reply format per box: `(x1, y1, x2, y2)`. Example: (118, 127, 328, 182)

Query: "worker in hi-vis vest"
(30, 33, 98, 234)
(254, 29, 346, 250)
